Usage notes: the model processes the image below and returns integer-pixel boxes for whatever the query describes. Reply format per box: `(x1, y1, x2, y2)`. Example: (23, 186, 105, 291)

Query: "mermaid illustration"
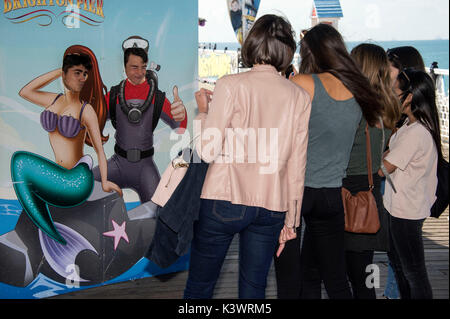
(11, 45, 123, 245)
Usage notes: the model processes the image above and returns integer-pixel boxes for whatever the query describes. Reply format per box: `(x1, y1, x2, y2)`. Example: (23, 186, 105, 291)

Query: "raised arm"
(194, 78, 234, 163)
(82, 104, 123, 197)
(19, 69, 62, 108)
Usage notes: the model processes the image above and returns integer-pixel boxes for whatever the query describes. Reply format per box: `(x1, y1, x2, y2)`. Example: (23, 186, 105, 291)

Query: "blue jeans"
(384, 262, 400, 299)
(184, 199, 285, 299)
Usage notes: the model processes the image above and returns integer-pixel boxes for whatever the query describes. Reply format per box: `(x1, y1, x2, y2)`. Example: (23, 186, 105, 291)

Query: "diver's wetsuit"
(93, 79, 187, 203)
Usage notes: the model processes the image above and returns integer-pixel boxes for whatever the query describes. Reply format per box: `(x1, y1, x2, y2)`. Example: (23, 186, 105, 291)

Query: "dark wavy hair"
(124, 47, 148, 66)
(241, 14, 296, 72)
(387, 46, 426, 128)
(299, 24, 382, 126)
(387, 46, 425, 72)
(398, 68, 442, 161)
(62, 53, 92, 73)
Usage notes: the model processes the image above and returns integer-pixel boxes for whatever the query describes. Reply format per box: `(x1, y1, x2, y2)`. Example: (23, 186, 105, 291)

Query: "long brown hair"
(63, 45, 108, 146)
(351, 43, 401, 129)
(299, 24, 382, 126)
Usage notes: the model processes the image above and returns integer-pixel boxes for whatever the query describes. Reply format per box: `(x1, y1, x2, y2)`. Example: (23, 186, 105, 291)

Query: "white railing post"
(428, 68, 449, 145)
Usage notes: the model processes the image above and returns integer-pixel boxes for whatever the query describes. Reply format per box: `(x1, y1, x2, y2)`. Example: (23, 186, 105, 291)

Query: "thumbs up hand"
(171, 85, 186, 122)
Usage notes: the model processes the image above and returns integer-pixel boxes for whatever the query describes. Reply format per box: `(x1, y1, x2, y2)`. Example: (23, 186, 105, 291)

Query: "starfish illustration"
(103, 220, 129, 250)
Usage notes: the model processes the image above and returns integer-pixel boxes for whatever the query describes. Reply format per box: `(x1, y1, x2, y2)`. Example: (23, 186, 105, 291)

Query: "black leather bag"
(430, 157, 449, 218)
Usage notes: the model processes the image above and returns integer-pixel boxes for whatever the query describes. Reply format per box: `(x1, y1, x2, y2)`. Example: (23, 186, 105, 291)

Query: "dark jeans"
(273, 225, 302, 299)
(184, 199, 285, 299)
(274, 187, 352, 299)
(342, 174, 386, 299)
(346, 250, 376, 299)
(387, 213, 433, 299)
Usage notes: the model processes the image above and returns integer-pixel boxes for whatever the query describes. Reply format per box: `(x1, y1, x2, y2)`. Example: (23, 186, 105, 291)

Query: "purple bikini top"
(40, 94, 87, 138)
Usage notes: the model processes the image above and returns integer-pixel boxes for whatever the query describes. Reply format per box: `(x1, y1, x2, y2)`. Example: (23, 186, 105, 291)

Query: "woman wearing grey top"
(341, 43, 401, 299)
(274, 24, 383, 299)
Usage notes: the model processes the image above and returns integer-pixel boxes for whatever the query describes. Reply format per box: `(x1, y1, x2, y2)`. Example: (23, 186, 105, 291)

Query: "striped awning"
(313, 0, 343, 18)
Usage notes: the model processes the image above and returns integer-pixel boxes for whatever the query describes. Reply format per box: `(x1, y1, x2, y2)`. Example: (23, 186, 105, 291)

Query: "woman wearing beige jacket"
(184, 14, 311, 299)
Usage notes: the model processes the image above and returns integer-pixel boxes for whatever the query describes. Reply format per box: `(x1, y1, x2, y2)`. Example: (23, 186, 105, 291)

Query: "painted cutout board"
(0, 0, 198, 299)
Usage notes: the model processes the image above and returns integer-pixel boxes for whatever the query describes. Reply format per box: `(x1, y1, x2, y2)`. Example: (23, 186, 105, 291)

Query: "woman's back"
(196, 64, 311, 213)
(226, 65, 307, 141)
(186, 14, 307, 300)
(293, 73, 362, 188)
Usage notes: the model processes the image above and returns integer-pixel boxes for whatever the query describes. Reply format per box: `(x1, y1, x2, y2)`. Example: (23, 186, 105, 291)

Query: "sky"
(199, 0, 450, 43)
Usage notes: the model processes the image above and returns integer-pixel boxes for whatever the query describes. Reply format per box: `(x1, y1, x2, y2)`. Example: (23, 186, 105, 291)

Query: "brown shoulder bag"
(342, 124, 380, 234)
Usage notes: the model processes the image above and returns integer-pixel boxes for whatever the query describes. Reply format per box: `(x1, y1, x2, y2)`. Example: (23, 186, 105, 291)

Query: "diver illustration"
(1, 40, 189, 289)
(92, 35, 187, 205)
(11, 45, 122, 245)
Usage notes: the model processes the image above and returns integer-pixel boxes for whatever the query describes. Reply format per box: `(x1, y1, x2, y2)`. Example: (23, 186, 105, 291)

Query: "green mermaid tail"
(10, 151, 94, 244)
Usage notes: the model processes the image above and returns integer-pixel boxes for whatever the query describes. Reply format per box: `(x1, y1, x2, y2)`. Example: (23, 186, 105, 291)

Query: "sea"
(200, 39, 449, 92)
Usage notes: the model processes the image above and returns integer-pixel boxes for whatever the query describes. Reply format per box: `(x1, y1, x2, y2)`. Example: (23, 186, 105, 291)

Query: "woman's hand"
(102, 180, 123, 197)
(194, 88, 213, 113)
(276, 225, 297, 257)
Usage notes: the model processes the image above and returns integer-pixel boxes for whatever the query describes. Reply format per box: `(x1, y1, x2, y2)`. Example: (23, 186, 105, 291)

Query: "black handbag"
(430, 157, 449, 218)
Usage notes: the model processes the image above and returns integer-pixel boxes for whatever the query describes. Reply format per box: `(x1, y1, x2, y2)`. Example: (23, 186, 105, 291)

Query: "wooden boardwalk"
(52, 210, 449, 299)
